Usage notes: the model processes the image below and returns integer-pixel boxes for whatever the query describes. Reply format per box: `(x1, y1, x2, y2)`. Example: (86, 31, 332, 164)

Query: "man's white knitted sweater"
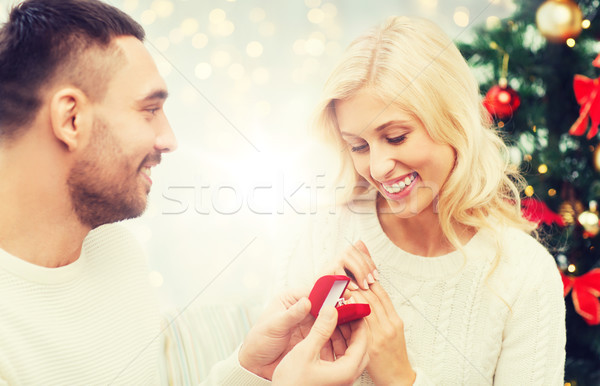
(0, 224, 270, 385)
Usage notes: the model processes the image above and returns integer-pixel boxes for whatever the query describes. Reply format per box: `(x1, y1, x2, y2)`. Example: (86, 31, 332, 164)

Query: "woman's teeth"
(382, 172, 417, 194)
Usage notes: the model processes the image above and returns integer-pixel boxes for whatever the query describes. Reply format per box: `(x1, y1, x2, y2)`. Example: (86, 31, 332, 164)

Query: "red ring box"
(308, 274, 371, 325)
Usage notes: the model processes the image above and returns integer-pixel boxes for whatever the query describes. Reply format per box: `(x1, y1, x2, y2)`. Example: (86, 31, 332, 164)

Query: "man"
(0, 0, 368, 384)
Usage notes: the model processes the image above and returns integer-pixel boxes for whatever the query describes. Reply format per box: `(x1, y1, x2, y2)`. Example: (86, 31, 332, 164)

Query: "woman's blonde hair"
(314, 16, 536, 256)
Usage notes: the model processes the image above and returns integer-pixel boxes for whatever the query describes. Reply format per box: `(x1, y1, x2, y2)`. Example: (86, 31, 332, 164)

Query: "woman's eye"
(387, 135, 406, 144)
(147, 108, 159, 115)
(350, 143, 369, 152)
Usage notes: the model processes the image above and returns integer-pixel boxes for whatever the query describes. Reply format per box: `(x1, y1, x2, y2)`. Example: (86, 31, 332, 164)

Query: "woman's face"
(334, 89, 456, 217)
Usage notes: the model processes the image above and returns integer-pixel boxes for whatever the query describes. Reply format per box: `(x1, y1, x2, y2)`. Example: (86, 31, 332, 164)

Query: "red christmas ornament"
(483, 82, 521, 120)
(569, 54, 600, 139)
(561, 268, 600, 325)
(521, 197, 566, 227)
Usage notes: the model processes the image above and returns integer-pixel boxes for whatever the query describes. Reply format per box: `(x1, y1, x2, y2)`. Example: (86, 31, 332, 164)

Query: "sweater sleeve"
(493, 247, 566, 384)
(199, 346, 271, 386)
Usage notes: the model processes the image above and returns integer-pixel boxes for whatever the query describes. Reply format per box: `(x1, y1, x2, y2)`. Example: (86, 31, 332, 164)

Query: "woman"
(275, 16, 566, 384)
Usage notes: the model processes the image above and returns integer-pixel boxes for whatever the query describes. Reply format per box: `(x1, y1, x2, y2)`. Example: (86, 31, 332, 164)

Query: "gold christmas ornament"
(535, 0, 583, 43)
(560, 200, 585, 225)
(594, 146, 600, 172)
(579, 203, 600, 236)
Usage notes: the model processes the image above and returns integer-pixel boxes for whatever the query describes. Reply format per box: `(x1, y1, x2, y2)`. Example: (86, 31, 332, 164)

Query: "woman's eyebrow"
(341, 120, 411, 137)
(374, 120, 411, 132)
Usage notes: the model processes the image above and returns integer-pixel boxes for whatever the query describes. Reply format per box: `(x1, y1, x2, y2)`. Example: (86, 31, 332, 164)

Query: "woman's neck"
(376, 193, 475, 257)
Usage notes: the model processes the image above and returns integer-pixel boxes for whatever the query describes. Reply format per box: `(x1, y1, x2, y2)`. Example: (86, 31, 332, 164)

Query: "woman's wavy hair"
(313, 16, 536, 259)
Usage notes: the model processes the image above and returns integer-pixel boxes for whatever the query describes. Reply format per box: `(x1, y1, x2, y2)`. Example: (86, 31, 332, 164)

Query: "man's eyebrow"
(137, 89, 169, 103)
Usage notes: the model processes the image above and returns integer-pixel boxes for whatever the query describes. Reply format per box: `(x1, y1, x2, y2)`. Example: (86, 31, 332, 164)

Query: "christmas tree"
(457, 0, 600, 383)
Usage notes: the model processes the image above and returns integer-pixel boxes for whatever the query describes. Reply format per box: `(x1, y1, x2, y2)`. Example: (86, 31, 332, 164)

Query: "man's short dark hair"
(0, 0, 145, 140)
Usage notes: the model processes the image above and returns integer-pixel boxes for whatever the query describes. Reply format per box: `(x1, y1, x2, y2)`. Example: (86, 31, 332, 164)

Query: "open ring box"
(308, 274, 371, 325)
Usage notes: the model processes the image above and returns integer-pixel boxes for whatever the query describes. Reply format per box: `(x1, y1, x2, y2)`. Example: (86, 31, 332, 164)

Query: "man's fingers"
(338, 322, 352, 342)
(276, 297, 311, 332)
(302, 305, 338, 356)
(330, 327, 348, 358)
(329, 318, 369, 373)
(320, 339, 335, 362)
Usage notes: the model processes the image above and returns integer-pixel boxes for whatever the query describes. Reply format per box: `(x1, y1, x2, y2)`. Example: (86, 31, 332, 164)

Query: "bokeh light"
(211, 50, 232, 67)
(122, 0, 138, 12)
(228, 63, 245, 80)
(180, 18, 199, 36)
(307, 8, 325, 24)
(249, 8, 266, 23)
(420, 0, 438, 10)
(252, 67, 270, 85)
(246, 41, 264, 58)
(194, 62, 212, 79)
(209, 8, 226, 24)
(151, 0, 173, 18)
(140, 9, 157, 25)
(454, 6, 470, 27)
(192, 33, 208, 49)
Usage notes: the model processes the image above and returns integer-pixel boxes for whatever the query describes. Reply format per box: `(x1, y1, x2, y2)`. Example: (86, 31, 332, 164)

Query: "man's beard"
(67, 117, 159, 229)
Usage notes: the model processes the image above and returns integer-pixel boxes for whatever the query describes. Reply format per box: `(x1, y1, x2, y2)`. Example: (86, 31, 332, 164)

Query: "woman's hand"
(321, 241, 379, 290)
(351, 282, 416, 386)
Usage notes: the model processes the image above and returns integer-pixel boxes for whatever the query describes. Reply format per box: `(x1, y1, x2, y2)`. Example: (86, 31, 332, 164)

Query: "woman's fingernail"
(349, 282, 359, 290)
(373, 269, 380, 281)
(367, 273, 375, 284)
(363, 279, 369, 289)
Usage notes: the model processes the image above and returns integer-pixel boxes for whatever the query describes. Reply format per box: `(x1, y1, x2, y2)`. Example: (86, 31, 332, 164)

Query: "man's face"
(68, 36, 177, 228)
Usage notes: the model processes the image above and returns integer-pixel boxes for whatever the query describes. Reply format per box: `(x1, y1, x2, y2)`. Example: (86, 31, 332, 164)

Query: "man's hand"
(239, 290, 331, 380)
(272, 305, 369, 385)
(238, 290, 369, 383)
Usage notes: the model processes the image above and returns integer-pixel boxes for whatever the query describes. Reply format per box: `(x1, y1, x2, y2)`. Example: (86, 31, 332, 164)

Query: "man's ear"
(49, 88, 91, 151)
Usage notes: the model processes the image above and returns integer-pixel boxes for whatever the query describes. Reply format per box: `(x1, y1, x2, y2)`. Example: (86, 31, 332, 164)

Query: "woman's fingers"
(369, 282, 404, 327)
(321, 240, 380, 291)
(352, 288, 384, 330)
(369, 282, 395, 311)
(342, 241, 378, 290)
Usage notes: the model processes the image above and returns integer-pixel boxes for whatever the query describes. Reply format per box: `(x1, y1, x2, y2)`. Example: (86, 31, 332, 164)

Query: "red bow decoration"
(521, 198, 565, 227)
(561, 268, 600, 325)
(569, 53, 600, 139)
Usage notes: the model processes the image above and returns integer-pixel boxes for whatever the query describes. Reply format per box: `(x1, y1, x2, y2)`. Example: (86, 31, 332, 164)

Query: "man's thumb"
(303, 305, 338, 354)
(277, 297, 311, 330)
